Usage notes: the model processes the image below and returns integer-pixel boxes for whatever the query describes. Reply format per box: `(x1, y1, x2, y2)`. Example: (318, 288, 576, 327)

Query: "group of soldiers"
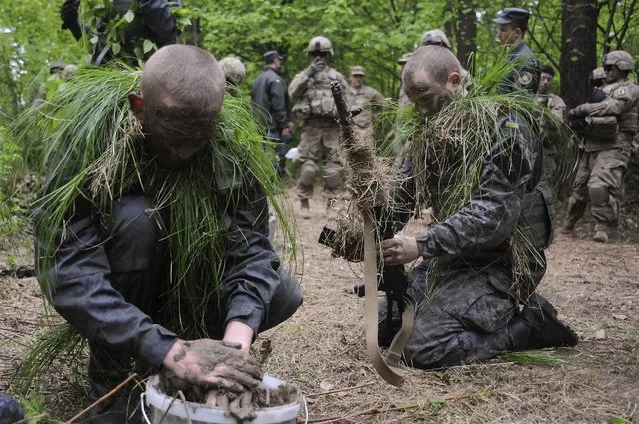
(1, 2, 631, 422)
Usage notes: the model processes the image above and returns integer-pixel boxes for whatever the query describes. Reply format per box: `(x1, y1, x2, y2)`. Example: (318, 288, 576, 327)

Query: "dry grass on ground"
(1, 191, 638, 423)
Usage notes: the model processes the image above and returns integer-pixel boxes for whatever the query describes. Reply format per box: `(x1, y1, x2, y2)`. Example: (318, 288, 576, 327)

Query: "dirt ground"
(1, 191, 638, 423)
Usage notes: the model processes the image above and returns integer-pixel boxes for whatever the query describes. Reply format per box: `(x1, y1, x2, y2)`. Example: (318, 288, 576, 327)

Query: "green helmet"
(602, 50, 634, 71)
(219, 57, 246, 84)
(421, 29, 452, 49)
(307, 36, 334, 56)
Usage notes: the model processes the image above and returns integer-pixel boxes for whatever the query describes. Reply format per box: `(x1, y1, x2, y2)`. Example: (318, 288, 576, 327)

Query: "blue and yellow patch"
(501, 117, 520, 129)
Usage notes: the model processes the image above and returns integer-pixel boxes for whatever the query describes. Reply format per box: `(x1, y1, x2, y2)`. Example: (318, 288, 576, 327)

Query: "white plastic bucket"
(143, 375, 302, 424)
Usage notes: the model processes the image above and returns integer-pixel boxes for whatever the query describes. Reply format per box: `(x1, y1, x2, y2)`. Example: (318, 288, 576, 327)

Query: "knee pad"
(588, 185, 609, 205)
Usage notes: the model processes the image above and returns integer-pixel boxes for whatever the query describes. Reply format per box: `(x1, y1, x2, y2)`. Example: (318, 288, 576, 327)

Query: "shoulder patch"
(517, 71, 533, 86)
(275, 79, 280, 83)
(502, 117, 520, 129)
(614, 87, 626, 96)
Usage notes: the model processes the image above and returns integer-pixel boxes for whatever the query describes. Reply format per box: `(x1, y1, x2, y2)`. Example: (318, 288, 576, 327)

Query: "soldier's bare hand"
(382, 236, 420, 265)
(162, 339, 262, 393)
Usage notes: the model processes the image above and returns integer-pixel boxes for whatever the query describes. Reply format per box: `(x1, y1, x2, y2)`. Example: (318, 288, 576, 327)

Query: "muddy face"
(404, 69, 454, 117)
(143, 106, 215, 169)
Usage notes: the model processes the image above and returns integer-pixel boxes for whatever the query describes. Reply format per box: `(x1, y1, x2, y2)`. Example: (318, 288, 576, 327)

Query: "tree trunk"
(559, 0, 598, 109)
(455, 0, 476, 70)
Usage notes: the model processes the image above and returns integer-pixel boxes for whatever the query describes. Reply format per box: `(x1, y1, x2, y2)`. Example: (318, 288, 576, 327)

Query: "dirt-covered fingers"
(208, 364, 261, 390)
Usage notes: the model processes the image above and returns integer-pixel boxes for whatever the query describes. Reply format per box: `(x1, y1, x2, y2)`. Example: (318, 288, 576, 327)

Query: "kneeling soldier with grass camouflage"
(23, 45, 302, 423)
(376, 46, 577, 368)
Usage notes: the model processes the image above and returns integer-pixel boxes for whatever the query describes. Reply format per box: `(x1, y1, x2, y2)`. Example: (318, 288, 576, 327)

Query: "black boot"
(508, 294, 578, 350)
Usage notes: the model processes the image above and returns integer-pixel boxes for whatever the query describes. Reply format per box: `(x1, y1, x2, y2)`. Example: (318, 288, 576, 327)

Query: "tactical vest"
(585, 80, 638, 151)
(292, 68, 342, 119)
(348, 86, 376, 129)
(517, 182, 554, 250)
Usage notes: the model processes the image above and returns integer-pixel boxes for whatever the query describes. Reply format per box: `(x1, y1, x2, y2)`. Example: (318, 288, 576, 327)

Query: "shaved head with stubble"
(402, 45, 463, 116)
(130, 45, 226, 168)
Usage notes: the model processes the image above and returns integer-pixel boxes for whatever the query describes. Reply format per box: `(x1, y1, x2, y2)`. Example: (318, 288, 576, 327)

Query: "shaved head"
(134, 45, 226, 169)
(403, 45, 462, 87)
(142, 45, 225, 116)
(402, 46, 463, 116)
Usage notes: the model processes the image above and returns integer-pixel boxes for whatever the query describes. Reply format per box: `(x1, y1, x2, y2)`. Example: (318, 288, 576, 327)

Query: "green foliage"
(0, 0, 82, 123)
(17, 392, 46, 424)
(81, 0, 192, 65)
(0, 127, 29, 240)
(500, 350, 567, 366)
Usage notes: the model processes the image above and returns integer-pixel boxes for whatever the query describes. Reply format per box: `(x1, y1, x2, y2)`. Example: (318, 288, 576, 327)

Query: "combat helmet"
(421, 29, 452, 49)
(602, 50, 635, 71)
(219, 57, 246, 85)
(307, 36, 334, 56)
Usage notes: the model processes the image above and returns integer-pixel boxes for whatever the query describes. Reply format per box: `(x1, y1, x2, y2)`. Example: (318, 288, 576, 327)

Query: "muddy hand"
(163, 339, 263, 393)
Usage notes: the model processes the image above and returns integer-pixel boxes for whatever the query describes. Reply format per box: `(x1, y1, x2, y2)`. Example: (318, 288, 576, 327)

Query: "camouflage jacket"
(393, 116, 552, 269)
(571, 79, 639, 151)
(348, 85, 384, 129)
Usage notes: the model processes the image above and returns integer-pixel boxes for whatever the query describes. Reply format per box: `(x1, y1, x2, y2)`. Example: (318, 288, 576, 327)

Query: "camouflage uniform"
(348, 66, 384, 139)
(290, 37, 348, 201)
(379, 116, 569, 368)
(536, 92, 567, 187)
(565, 51, 639, 240)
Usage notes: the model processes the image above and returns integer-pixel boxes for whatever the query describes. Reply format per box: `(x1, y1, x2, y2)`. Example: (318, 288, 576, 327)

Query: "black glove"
(60, 0, 83, 40)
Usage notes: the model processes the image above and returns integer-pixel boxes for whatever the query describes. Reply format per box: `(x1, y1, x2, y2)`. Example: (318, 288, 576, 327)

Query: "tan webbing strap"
(363, 214, 414, 386)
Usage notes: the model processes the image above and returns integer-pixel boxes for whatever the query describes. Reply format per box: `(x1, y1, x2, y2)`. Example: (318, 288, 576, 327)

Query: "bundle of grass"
(10, 64, 299, 390)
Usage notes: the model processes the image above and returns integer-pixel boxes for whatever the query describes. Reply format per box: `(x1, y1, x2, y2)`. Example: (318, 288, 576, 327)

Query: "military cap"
(397, 52, 413, 64)
(421, 29, 452, 49)
(350, 66, 365, 76)
(263, 50, 283, 63)
(493, 8, 532, 29)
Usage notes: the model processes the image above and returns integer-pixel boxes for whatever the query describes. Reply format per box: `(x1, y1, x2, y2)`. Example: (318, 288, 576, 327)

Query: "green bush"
(0, 127, 29, 240)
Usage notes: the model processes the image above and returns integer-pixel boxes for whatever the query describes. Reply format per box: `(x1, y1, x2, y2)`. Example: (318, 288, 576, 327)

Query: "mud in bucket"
(142, 375, 304, 424)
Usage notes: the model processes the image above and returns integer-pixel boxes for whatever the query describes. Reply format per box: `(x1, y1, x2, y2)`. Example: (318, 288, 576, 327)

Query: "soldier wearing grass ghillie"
(59, 0, 183, 65)
(374, 46, 577, 369)
(19, 45, 302, 423)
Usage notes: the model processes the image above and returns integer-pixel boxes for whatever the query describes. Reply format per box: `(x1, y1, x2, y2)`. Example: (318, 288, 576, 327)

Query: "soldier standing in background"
(220, 57, 246, 93)
(564, 51, 639, 243)
(536, 64, 567, 190)
(289, 36, 348, 219)
(251, 50, 293, 177)
(493, 8, 540, 94)
(421, 29, 452, 49)
(348, 66, 384, 139)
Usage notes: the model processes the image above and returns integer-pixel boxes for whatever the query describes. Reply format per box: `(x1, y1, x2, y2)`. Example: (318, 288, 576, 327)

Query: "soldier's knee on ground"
(588, 185, 609, 205)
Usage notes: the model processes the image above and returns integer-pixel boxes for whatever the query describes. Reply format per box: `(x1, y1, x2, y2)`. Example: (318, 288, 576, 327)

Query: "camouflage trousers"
(567, 138, 631, 226)
(379, 260, 543, 369)
(296, 119, 342, 200)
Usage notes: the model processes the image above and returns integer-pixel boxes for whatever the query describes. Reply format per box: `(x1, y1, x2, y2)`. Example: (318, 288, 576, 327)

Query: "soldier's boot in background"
(300, 198, 311, 220)
(508, 294, 578, 351)
(593, 222, 609, 243)
(562, 196, 587, 233)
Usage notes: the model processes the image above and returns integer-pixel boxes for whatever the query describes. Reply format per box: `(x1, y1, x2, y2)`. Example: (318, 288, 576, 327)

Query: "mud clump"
(157, 369, 299, 412)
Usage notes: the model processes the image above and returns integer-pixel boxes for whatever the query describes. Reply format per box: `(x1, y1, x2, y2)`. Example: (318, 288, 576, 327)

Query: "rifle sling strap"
(363, 213, 415, 386)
